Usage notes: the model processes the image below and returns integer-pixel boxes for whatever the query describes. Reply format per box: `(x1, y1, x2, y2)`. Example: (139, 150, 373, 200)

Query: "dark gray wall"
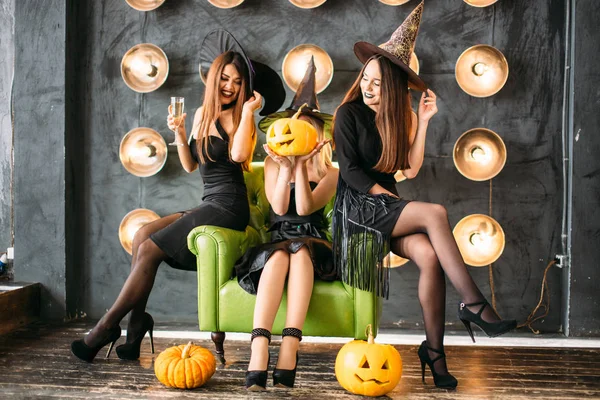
(15, 0, 599, 335)
(67, 0, 566, 332)
(13, 0, 67, 318)
(569, 0, 600, 336)
(0, 0, 14, 254)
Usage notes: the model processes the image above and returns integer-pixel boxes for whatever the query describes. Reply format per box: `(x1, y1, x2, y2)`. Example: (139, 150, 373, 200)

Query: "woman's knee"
(266, 250, 290, 271)
(428, 203, 448, 222)
(132, 225, 154, 253)
(134, 239, 163, 269)
(414, 243, 439, 271)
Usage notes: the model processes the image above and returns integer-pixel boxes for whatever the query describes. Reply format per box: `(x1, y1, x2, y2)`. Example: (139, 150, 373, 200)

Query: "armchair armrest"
(188, 225, 261, 286)
(351, 284, 382, 340)
(188, 225, 261, 331)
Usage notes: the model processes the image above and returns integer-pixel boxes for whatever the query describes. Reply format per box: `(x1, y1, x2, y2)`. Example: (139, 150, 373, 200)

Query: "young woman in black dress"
(332, 2, 516, 389)
(71, 31, 285, 362)
(235, 60, 338, 390)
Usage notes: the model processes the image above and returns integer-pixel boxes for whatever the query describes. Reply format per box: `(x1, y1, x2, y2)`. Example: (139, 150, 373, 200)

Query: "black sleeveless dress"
(234, 182, 337, 295)
(150, 121, 250, 271)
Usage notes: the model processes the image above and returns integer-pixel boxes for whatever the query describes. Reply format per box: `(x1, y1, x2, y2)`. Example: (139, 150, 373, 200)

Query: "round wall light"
(464, 0, 498, 7)
(289, 0, 327, 9)
(453, 214, 505, 267)
(453, 128, 506, 181)
(207, 0, 244, 8)
(455, 44, 508, 97)
(282, 44, 333, 94)
(119, 209, 161, 255)
(120, 127, 168, 177)
(121, 43, 169, 93)
(125, 0, 165, 11)
(383, 251, 410, 267)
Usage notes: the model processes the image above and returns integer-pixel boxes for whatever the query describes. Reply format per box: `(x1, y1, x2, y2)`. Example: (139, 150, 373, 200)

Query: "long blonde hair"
(300, 115, 332, 179)
(196, 51, 254, 172)
(333, 55, 412, 172)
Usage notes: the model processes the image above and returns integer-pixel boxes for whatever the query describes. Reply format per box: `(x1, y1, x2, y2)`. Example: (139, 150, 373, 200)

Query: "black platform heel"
(71, 325, 121, 363)
(458, 300, 517, 343)
(115, 312, 155, 360)
(245, 328, 271, 391)
(273, 327, 302, 388)
(417, 341, 458, 389)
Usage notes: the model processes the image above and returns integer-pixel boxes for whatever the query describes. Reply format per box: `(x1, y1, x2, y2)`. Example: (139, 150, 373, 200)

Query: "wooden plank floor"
(1, 322, 599, 399)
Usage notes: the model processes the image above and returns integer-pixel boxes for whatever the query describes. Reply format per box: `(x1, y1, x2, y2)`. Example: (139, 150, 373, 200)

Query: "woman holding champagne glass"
(70, 29, 285, 362)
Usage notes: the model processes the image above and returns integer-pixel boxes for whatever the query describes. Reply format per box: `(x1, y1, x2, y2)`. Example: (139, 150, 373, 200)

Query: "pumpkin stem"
(366, 324, 375, 344)
(182, 341, 193, 359)
(292, 103, 310, 120)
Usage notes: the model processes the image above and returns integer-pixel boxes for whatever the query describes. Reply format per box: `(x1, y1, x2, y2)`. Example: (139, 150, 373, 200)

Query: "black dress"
(332, 100, 411, 298)
(234, 181, 337, 295)
(150, 121, 250, 271)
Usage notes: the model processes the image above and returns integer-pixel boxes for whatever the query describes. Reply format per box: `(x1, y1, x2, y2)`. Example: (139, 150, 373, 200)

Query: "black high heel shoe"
(71, 325, 121, 363)
(245, 328, 271, 391)
(417, 341, 458, 389)
(458, 300, 517, 343)
(273, 327, 302, 388)
(115, 312, 155, 360)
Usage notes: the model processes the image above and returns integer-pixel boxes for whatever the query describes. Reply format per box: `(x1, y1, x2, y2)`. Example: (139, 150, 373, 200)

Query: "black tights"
(391, 202, 500, 374)
(84, 213, 182, 347)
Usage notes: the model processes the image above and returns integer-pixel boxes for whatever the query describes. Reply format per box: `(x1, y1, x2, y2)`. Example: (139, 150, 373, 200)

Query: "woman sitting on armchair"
(235, 58, 338, 391)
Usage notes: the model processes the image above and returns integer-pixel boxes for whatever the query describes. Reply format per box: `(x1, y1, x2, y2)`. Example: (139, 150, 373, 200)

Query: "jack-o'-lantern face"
(266, 108, 317, 156)
(335, 329, 402, 397)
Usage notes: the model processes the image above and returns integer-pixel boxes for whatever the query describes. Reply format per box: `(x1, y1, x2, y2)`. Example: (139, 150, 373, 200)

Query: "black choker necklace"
(221, 102, 236, 111)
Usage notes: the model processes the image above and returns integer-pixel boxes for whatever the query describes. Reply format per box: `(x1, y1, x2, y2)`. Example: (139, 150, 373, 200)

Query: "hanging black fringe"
(332, 179, 391, 299)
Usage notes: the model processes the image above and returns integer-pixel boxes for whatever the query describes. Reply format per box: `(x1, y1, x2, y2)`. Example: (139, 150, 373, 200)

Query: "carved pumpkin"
(335, 325, 402, 397)
(266, 105, 317, 156)
(154, 341, 216, 389)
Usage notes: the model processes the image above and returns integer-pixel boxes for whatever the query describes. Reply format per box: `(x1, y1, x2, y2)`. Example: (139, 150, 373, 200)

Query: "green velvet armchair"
(188, 163, 382, 363)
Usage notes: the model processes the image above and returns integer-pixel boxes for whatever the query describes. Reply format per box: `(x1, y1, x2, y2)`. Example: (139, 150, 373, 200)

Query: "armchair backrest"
(244, 162, 335, 244)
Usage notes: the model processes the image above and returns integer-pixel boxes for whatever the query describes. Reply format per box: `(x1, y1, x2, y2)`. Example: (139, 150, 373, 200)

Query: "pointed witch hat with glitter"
(258, 56, 333, 138)
(354, 0, 427, 91)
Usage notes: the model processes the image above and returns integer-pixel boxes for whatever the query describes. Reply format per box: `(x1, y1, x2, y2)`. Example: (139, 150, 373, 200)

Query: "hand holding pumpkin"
(263, 144, 293, 172)
(243, 90, 263, 114)
(295, 139, 331, 164)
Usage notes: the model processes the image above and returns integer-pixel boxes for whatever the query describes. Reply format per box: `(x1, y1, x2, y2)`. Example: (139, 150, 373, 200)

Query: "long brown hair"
(333, 55, 412, 172)
(196, 51, 254, 172)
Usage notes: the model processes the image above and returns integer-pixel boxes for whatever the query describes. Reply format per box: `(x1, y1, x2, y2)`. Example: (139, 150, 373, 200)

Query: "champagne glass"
(169, 96, 185, 146)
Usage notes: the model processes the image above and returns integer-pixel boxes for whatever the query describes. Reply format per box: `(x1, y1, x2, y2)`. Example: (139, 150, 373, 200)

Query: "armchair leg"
(211, 331, 226, 364)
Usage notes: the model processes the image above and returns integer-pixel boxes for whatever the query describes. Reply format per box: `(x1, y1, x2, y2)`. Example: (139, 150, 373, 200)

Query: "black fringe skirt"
(331, 178, 411, 299)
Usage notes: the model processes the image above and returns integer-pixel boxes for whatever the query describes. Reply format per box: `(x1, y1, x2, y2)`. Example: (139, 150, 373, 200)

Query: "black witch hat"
(258, 56, 333, 138)
(199, 29, 286, 116)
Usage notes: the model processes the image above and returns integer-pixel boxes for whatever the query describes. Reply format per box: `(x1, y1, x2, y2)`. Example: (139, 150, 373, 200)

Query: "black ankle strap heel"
(417, 341, 458, 389)
(458, 300, 517, 343)
(273, 328, 302, 388)
(246, 328, 271, 391)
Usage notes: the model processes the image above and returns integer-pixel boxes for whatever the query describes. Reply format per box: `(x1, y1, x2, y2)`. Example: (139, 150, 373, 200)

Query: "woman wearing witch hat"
(70, 29, 285, 363)
(234, 57, 338, 391)
(332, 1, 516, 389)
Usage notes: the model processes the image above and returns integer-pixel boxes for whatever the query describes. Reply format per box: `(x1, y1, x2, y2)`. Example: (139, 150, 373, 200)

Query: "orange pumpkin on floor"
(154, 341, 216, 389)
(335, 325, 402, 397)
(266, 104, 317, 156)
